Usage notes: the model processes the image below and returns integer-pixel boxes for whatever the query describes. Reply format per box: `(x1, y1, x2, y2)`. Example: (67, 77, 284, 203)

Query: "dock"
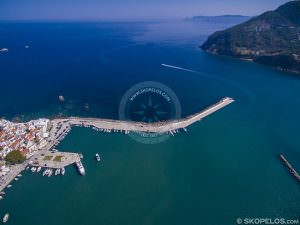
(279, 154, 300, 183)
(53, 97, 235, 133)
(31, 151, 81, 169)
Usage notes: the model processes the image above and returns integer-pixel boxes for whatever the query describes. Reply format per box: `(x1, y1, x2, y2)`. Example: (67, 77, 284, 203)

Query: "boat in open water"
(95, 153, 101, 162)
(2, 213, 9, 223)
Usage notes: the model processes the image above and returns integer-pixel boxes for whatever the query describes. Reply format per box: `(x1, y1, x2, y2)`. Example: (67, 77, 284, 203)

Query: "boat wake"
(161, 63, 255, 108)
(161, 64, 200, 74)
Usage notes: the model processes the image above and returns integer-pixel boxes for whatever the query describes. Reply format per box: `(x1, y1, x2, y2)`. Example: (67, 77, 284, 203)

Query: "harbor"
(0, 97, 233, 193)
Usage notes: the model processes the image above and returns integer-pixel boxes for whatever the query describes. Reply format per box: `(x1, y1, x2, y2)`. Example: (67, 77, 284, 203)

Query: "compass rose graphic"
(119, 81, 181, 144)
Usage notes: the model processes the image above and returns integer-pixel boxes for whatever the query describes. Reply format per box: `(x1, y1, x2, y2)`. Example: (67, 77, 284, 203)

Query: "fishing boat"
(2, 213, 9, 223)
(95, 153, 101, 162)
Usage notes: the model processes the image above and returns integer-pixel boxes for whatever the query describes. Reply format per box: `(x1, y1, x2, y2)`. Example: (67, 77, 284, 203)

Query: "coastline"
(0, 97, 234, 193)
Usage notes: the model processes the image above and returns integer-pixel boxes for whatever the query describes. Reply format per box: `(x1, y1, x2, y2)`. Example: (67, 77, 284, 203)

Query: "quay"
(31, 151, 82, 169)
(53, 97, 235, 133)
(279, 155, 300, 183)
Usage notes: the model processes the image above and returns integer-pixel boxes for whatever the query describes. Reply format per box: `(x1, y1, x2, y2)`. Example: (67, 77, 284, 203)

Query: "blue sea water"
(0, 19, 300, 225)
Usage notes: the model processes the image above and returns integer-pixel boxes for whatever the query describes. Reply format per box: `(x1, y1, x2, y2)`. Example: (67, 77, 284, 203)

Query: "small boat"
(31, 167, 36, 173)
(48, 169, 53, 177)
(3, 213, 9, 223)
(7, 185, 12, 188)
(25, 167, 30, 171)
(95, 153, 101, 162)
(37, 167, 42, 172)
(17, 174, 22, 177)
(14, 178, 18, 181)
(55, 169, 60, 175)
(0, 196, 3, 200)
(61, 167, 65, 175)
(0, 192, 5, 195)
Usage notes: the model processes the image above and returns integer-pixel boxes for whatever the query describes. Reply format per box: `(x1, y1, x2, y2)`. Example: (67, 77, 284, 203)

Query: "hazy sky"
(0, 0, 291, 21)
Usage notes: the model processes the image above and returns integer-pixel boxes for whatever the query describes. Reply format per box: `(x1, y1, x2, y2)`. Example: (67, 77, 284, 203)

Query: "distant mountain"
(201, 1, 300, 74)
(189, 15, 250, 23)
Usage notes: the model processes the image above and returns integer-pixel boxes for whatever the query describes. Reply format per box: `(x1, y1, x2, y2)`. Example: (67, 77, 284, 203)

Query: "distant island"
(187, 15, 250, 23)
(201, 0, 300, 74)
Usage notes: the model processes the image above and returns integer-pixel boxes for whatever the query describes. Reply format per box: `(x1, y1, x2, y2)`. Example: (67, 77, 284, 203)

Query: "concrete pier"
(31, 152, 81, 169)
(279, 155, 300, 183)
(53, 97, 234, 133)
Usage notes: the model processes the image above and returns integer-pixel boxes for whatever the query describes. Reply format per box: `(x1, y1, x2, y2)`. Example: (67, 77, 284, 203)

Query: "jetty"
(279, 155, 300, 183)
(53, 97, 234, 133)
(31, 151, 82, 169)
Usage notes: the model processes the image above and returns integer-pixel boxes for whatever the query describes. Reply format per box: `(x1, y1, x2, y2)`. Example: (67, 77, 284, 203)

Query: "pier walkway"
(53, 97, 234, 133)
(31, 152, 81, 169)
(279, 155, 300, 183)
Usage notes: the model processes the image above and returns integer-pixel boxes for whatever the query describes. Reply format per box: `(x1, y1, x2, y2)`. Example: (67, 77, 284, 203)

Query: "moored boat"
(75, 161, 85, 176)
(61, 167, 65, 175)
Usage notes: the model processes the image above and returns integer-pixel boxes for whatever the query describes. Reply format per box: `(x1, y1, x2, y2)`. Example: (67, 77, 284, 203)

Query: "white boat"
(48, 169, 53, 177)
(31, 167, 36, 172)
(37, 167, 42, 172)
(55, 169, 60, 175)
(75, 161, 85, 176)
(61, 167, 65, 175)
(2, 213, 9, 223)
(17, 174, 22, 177)
(25, 167, 30, 171)
(7, 185, 12, 188)
(95, 153, 101, 162)
(14, 178, 18, 181)
(0, 196, 3, 200)
(42, 169, 48, 177)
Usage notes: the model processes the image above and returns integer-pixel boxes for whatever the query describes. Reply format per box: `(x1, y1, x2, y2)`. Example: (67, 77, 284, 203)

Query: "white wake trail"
(161, 64, 200, 74)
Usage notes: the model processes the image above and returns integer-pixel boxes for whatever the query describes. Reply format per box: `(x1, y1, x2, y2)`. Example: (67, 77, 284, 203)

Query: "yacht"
(95, 153, 101, 162)
(76, 161, 85, 176)
(2, 213, 9, 223)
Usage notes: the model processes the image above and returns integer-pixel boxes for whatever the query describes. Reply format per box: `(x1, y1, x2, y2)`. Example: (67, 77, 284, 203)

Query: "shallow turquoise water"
(1, 21, 300, 225)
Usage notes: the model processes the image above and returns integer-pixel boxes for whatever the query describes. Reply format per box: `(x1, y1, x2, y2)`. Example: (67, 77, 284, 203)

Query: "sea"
(0, 18, 300, 225)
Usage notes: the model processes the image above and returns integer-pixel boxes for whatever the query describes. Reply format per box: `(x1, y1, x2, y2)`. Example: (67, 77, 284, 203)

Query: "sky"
(0, 0, 291, 21)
